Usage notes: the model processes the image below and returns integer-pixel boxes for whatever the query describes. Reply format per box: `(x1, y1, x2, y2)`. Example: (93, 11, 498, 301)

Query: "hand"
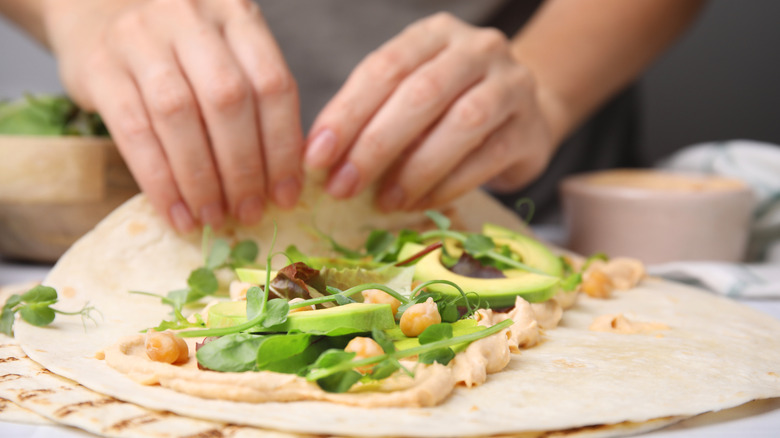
(305, 12, 555, 211)
(43, 0, 304, 231)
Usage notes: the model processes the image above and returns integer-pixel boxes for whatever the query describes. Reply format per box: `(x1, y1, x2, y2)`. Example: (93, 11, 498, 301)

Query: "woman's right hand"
(43, 0, 304, 232)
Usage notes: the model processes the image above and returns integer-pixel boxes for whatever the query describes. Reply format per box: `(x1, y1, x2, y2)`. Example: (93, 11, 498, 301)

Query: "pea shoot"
(0, 285, 99, 337)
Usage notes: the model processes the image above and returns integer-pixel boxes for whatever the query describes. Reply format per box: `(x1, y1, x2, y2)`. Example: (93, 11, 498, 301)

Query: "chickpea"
(361, 288, 401, 316)
(400, 297, 441, 337)
(580, 268, 614, 299)
(344, 336, 384, 359)
(144, 330, 189, 364)
(288, 297, 315, 313)
(344, 336, 384, 374)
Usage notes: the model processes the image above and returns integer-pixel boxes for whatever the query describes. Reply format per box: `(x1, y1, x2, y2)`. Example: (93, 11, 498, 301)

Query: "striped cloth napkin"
(648, 140, 780, 298)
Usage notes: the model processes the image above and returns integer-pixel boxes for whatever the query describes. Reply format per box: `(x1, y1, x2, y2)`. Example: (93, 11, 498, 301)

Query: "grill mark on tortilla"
(0, 374, 22, 382)
(36, 368, 57, 376)
(180, 427, 229, 438)
(0, 357, 19, 363)
(106, 413, 161, 431)
(18, 388, 55, 401)
(54, 396, 121, 417)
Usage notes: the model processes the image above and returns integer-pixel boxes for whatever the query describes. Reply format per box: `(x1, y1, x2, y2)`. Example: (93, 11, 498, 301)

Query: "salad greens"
(131, 226, 258, 330)
(0, 285, 98, 337)
(0, 94, 108, 137)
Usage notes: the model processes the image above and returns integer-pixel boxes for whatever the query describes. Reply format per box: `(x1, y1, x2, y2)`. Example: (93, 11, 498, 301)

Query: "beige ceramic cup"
(560, 169, 756, 264)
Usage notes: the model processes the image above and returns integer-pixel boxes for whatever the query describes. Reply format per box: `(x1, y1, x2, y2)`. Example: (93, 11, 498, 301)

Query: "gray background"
(1, 0, 779, 164)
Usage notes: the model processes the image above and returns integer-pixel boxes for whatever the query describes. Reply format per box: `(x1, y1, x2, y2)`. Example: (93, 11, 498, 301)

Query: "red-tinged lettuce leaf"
(268, 262, 326, 300)
(449, 253, 506, 279)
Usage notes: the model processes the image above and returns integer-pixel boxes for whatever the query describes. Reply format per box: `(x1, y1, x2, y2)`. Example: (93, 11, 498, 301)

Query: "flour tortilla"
(12, 186, 780, 437)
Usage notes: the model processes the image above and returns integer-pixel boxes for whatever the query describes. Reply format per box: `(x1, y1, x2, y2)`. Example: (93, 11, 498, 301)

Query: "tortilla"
(11, 187, 780, 437)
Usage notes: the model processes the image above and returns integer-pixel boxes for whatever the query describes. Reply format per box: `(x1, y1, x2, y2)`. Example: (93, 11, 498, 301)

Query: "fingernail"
(170, 202, 196, 233)
(305, 129, 336, 169)
(273, 176, 301, 209)
(327, 162, 359, 198)
(201, 202, 225, 229)
(238, 195, 264, 225)
(379, 185, 405, 212)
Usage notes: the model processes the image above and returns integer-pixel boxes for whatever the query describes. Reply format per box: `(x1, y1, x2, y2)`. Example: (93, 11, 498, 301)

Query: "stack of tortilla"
(2, 184, 779, 437)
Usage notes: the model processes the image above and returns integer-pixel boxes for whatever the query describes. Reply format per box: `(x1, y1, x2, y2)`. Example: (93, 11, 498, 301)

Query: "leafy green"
(371, 327, 396, 354)
(425, 210, 451, 231)
(284, 245, 309, 264)
(0, 285, 98, 337)
(255, 333, 312, 369)
(19, 305, 56, 327)
(231, 241, 259, 267)
(417, 323, 453, 344)
(257, 299, 290, 328)
(514, 198, 536, 224)
(463, 234, 495, 258)
(188, 267, 219, 296)
(134, 227, 259, 329)
(21, 286, 58, 303)
(258, 338, 330, 374)
(205, 239, 231, 270)
(364, 230, 396, 261)
(308, 349, 363, 393)
(196, 333, 269, 372)
(417, 323, 455, 365)
(0, 94, 109, 136)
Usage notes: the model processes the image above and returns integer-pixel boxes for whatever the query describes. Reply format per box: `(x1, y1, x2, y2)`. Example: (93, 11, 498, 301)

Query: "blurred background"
(1, 0, 779, 170)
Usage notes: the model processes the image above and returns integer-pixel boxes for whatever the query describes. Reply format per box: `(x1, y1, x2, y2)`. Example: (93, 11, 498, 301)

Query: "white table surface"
(1, 258, 779, 438)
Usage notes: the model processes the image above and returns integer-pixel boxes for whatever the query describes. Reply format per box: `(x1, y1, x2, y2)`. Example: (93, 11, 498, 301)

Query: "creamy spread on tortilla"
(589, 313, 669, 334)
(104, 296, 556, 407)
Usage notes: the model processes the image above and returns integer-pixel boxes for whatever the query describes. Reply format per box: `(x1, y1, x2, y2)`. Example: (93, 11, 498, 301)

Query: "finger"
(161, 5, 266, 225)
(87, 52, 195, 233)
(377, 63, 524, 211)
(305, 13, 456, 171)
(326, 40, 498, 199)
(413, 115, 547, 209)
(111, 14, 225, 228)
(219, 2, 304, 209)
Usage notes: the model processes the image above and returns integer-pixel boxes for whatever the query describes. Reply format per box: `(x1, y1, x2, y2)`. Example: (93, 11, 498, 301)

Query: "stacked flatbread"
(2, 185, 780, 437)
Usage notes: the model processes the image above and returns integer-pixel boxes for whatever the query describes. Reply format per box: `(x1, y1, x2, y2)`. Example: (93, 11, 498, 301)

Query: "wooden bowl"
(0, 136, 138, 262)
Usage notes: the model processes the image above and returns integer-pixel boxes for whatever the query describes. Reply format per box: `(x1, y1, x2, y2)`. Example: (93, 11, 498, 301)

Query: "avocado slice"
(414, 248, 559, 307)
(482, 223, 563, 277)
(235, 268, 277, 285)
(412, 225, 563, 307)
(207, 301, 396, 336)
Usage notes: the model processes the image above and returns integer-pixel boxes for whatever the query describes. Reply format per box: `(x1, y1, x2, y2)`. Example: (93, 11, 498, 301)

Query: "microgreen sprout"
(514, 198, 535, 225)
(131, 226, 259, 330)
(0, 285, 100, 336)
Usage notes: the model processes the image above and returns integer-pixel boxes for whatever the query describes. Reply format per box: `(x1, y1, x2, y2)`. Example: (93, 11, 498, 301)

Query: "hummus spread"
(105, 296, 555, 407)
(589, 314, 669, 334)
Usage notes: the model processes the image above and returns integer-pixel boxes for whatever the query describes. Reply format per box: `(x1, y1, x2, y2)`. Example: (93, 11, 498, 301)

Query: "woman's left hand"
(305, 12, 555, 211)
